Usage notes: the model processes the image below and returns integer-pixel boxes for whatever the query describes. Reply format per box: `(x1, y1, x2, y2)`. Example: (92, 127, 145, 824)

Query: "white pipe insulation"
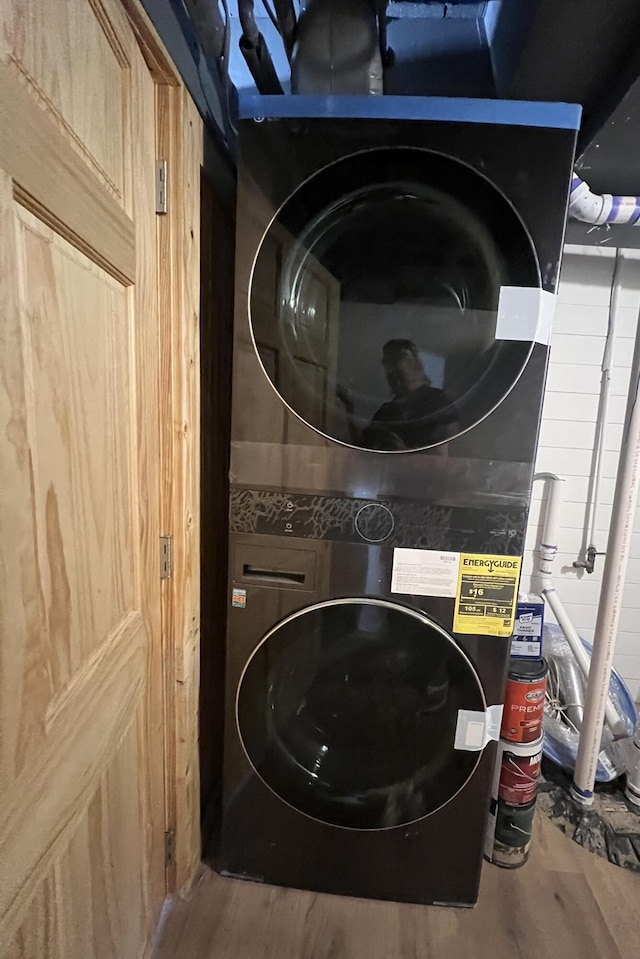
(535, 474, 622, 733)
(572, 304, 640, 805)
(570, 175, 640, 226)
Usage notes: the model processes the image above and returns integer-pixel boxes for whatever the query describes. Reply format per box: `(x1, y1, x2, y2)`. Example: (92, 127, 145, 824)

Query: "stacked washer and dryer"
(220, 96, 580, 906)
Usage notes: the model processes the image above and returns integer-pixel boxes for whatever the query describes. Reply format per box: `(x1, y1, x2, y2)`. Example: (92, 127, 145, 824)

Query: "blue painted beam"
(387, 3, 487, 17)
(239, 92, 582, 130)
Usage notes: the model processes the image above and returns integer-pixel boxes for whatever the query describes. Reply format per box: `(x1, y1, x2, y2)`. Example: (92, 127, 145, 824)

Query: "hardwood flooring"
(152, 815, 639, 959)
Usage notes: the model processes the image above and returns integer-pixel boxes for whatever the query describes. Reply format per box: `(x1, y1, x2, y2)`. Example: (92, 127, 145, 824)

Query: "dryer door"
(249, 147, 541, 452)
(236, 598, 487, 830)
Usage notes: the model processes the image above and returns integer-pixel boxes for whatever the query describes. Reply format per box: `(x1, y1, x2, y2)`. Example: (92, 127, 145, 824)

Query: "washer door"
(237, 599, 486, 830)
(250, 147, 540, 452)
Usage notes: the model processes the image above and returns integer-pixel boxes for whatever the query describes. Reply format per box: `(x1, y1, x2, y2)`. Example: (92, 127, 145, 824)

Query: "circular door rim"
(247, 144, 542, 455)
(235, 596, 488, 832)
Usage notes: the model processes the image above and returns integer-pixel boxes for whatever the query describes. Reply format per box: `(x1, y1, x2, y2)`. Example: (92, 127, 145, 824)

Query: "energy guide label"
(453, 554, 521, 637)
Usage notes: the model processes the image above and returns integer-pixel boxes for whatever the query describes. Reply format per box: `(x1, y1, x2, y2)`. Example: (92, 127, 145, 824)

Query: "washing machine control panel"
(230, 488, 526, 554)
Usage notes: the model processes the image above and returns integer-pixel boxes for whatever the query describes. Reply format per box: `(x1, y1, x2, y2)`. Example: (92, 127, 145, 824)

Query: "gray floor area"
(538, 762, 640, 872)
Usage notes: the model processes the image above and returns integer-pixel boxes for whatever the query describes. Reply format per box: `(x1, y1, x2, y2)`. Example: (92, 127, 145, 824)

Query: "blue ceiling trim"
(239, 93, 582, 130)
(387, 3, 487, 17)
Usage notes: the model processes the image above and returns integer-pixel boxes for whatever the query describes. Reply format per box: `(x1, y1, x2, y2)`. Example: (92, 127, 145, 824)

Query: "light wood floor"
(153, 815, 639, 959)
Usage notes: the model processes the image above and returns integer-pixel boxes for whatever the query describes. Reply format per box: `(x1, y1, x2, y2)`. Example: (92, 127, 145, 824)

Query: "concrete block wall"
(520, 245, 640, 700)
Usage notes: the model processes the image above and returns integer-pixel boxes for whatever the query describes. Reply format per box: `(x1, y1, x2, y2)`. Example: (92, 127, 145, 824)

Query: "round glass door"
(250, 147, 540, 451)
(237, 599, 486, 830)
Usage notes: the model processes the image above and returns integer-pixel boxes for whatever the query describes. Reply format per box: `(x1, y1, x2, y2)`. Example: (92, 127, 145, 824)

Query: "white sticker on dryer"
(391, 548, 460, 597)
(454, 705, 504, 752)
(495, 286, 557, 345)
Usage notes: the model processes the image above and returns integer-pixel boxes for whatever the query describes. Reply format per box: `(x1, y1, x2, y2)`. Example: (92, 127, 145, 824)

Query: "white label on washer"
(454, 705, 504, 752)
(390, 548, 460, 597)
(495, 287, 557, 346)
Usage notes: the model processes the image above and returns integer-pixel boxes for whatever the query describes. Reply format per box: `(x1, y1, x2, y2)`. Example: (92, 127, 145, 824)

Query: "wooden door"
(0, 1, 168, 955)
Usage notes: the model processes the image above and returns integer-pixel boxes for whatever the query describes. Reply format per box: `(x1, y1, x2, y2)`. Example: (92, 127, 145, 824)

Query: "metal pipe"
(589, 251, 622, 547)
(273, 0, 297, 62)
(572, 303, 640, 805)
(573, 252, 622, 575)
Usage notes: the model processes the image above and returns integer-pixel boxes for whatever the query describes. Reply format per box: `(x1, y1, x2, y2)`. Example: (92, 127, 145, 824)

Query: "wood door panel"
(19, 210, 136, 652)
(0, 613, 145, 933)
(81, 720, 149, 959)
(0, 62, 135, 284)
(1, 199, 137, 787)
(5, 873, 62, 959)
(6, 709, 152, 959)
(1, 0, 131, 204)
(16, 208, 134, 672)
(0, 3, 171, 953)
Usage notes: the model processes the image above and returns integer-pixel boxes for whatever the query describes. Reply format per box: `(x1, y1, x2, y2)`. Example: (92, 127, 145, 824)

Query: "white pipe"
(570, 176, 640, 226)
(588, 251, 622, 547)
(572, 304, 640, 805)
(535, 473, 621, 732)
(539, 472, 564, 551)
(537, 472, 589, 678)
(536, 474, 590, 677)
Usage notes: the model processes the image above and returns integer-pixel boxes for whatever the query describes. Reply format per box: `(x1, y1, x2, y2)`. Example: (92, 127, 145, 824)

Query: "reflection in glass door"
(249, 148, 540, 452)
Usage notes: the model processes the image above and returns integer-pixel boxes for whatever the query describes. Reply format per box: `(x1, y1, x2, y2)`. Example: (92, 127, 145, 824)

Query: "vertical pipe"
(537, 473, 622, 732)
(238, 0, 285, 94)
(587, 251, 622, 548)
(537, 474, 592, 680)
(572, 302, 640, 804)
(273, 0, 297, 62)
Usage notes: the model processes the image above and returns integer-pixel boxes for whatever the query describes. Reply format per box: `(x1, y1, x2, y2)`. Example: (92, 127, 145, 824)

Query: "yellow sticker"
(453, 554, 522, 637)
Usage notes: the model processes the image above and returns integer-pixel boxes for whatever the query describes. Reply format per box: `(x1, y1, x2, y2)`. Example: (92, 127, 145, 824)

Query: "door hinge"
(164, 829, 176, 868)
(160, 535, 173, 579)
(155, 160, 168, 214)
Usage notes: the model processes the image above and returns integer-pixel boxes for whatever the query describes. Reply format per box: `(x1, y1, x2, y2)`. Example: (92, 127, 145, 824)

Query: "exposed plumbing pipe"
(590, 250, 621, 545)
(574, 250, 623, 574)
(570, 175, 640, 226)
(535, 473, 622, 733)
(272, 0, 297, 62)
(238, 0, 284, 94)
(572, 303, 640, 805)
